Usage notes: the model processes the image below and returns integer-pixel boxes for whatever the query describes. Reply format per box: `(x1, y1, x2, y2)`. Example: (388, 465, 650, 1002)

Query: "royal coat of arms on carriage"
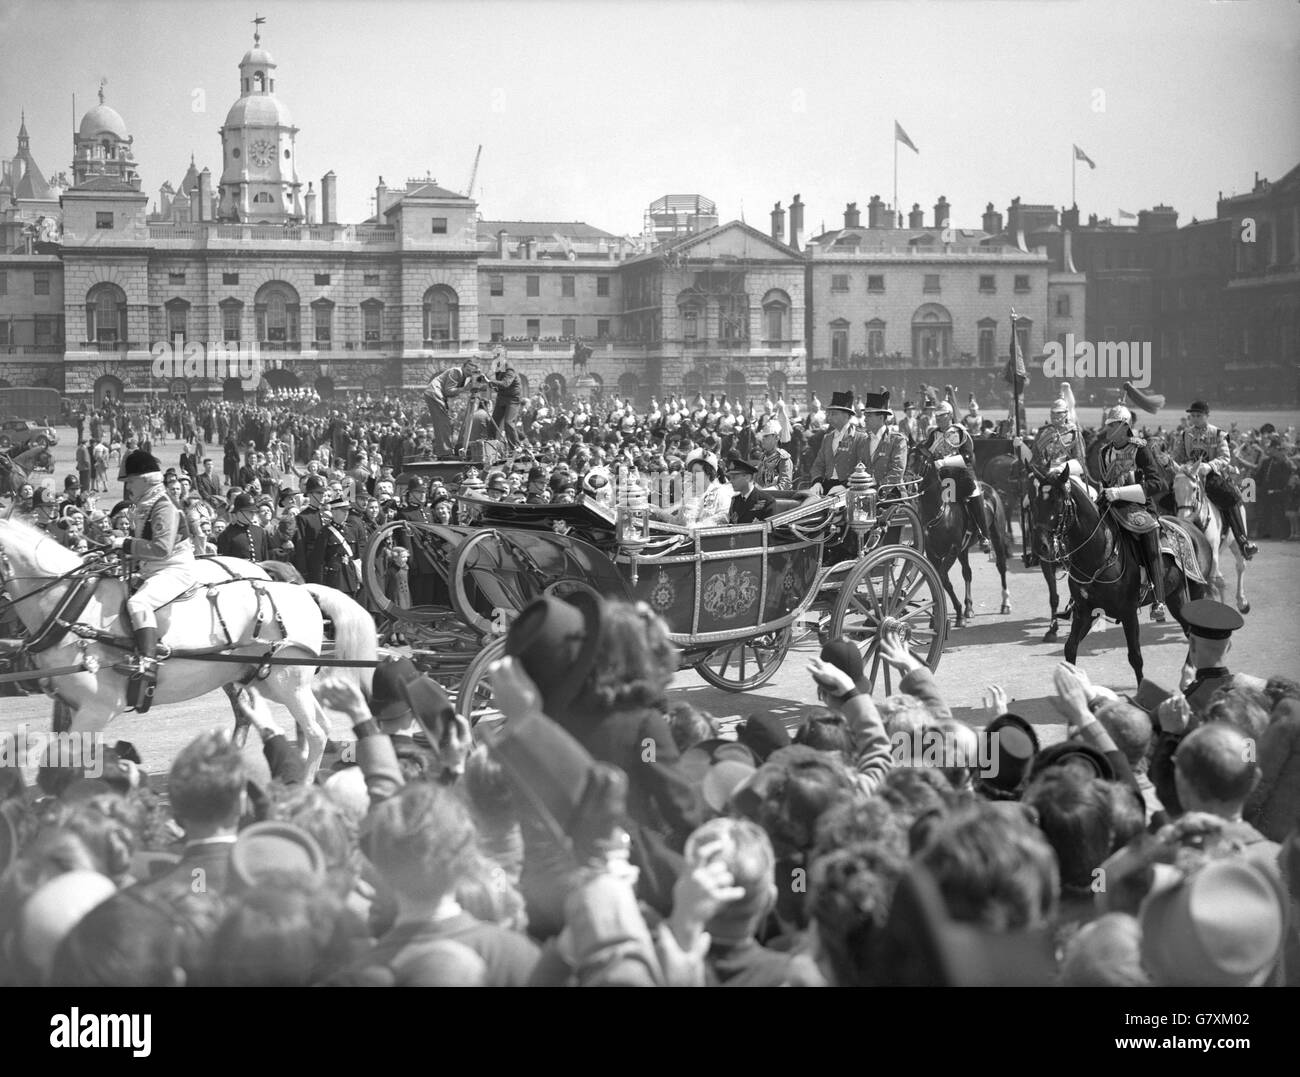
(702, 563, 759, 620)
(649, 569, 676, 612)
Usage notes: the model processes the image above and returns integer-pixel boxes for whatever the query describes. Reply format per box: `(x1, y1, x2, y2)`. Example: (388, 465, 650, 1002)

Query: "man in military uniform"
(920, 400, 991, 551)
(1087, 403, 1172, 619)
(726, 456, 777, 524)
(1178, 598, 1246, 716)
(859, 391, 907, 489)
(397, 475, 440, 606)
(1168, 400, 1257, 559)
(216, 492, 271, 563)
(106, 449, 198, 712)
(1027, 395, 1086, 476)
(754, 419, 793, 494)
(292, 475, 328, 583)
(309, 497, 365, 599)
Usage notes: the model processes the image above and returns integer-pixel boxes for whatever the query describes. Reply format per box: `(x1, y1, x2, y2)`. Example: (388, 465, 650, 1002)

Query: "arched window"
(253, 71, 266, 92)
(767, 371, 787, 399)
(911, 303, 952, 367)
(262, 369, 300, 391)
(165, 298, 190, 343)
(423, 285, 459, 345)
(617, 373, 640, 402)
(252, 192, 274, 204)
(762, 289, 791, 344)
(93, 374, 125, 407)
(254, 282, 300, 345)
(543, 372, 567, 405)
(86, 282, 127, 345)
(516, 374, 530, 399)
(682, 370, 705, 397)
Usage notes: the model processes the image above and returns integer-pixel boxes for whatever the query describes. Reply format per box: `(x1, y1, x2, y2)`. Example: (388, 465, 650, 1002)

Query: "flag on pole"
(1004, 315, 1029, 390)
(1118, 209, 1137, 221)
(1073, 144, 1096, 170)
(895, 121, 919, 154)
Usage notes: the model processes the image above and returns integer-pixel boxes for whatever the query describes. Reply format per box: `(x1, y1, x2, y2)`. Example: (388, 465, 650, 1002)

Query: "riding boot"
(1229, 504, 1257, 560)
(1143, 531, 1167, 620)
(128, 626, 159, 714)
(966, 493, 991, 552)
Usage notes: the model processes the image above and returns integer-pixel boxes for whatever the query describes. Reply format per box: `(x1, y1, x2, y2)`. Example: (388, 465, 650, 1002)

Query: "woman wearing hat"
(105, 448, 200, 712)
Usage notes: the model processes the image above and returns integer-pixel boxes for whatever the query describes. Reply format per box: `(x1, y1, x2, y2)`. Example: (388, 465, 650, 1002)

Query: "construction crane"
(465, 145, 482, 199)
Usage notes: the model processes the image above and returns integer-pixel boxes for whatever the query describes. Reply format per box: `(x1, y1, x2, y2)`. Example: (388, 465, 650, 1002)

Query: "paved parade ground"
(4, 417, 1299, 786)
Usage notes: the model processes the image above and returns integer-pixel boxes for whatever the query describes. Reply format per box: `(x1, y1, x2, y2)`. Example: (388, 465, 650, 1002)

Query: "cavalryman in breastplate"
(920, 401, 991, 550)
(107, 449, 198, 712)
(1168, 400, 1257, 560)
(754, 419, 793, 494)
(1031, 396, 1087, 476)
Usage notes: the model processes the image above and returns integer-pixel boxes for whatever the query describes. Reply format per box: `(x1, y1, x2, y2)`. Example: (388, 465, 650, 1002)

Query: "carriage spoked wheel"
(456, 635, 508, 738)
(694, 628, 793, 692)
(829, 545, 946, 696)
(873, 502, 924, 556)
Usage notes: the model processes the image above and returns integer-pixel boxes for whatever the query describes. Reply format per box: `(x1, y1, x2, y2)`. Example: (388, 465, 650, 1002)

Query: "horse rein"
(1048, 482, 1121, 586)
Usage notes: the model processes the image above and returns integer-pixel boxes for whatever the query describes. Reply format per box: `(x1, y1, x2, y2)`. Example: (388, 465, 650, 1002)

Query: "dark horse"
(1032, 465, 1212, 686)
(909, 442, 1011, 629)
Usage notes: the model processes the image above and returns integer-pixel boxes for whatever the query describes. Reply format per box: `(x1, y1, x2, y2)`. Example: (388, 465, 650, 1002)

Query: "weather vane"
(253, 13, 266, 46)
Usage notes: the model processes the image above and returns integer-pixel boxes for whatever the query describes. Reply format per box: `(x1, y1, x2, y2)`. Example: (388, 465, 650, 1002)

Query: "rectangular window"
(867, 275, 884, 293)
(167, 307, 187, 340)
(867, 327, 885, 357)
(363, 273, 380, 286)
(526, 318, 540, 339)
(314, 306, 332, 342)
(923, 274, 941, 293)
(490, 319, 505, 342)
(489, 275, 504, 297)
(168, 271, 186, 285)
(1056, 293, 1071, 317)
(223, 272, 239, 285)
(596, 276, 610, 297)
(978, 326, 996, 367)
(597, 319, 610, 340)
(0, 321, 9, 346)
(35, 316, 54, 347)
(363, 306, 381, 342)
(561, 276, 575, 298)
(96, 212, 113, 229)
(34, 271, 50, 296)
(562, 318, 576, 338)
(222, 306, 241, 341)
(0, 271, 6, 296)
(831, 274, 849, 293)
(979, 275, 996, 293)
(315, 273, 331, 286)
(831, 328, 848, 364)
(526, 276, 539, 298)
(431, 218, 448, 234)
(1014, 274, 1030, 292)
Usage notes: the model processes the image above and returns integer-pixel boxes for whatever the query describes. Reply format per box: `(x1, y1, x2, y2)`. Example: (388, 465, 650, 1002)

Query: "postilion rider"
(1168, 400, 1257, 560)
(106, 449, 199, 712)
(919, 399, 992, 551)
(1088, 403, 1172, 620)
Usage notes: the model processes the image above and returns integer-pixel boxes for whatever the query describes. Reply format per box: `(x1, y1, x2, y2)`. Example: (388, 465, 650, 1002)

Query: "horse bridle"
(1043, 477, 1118, 584)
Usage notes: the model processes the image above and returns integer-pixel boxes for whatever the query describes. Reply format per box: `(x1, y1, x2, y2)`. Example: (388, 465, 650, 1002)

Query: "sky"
(2, 0, 1297, 235)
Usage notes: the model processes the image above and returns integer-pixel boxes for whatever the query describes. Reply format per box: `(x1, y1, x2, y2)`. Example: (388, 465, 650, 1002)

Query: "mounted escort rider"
(106, 448, 196, 711)
(1027, 390, 1086, 475)
(1086, 403, 1172, 621)
(1168, 400, 1257, 560)
(919, 400, 991, 552)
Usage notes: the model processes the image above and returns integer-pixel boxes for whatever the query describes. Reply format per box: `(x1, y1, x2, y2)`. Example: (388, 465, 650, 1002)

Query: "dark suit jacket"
(216, 521, 271, 563)
(728, 487, 777, 524)
(292, 506, 325, 579)
(811, 429, 870, 486)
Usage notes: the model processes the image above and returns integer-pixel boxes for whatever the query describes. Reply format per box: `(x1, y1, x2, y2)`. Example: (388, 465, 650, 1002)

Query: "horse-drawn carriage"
(361, 479, 946, 728)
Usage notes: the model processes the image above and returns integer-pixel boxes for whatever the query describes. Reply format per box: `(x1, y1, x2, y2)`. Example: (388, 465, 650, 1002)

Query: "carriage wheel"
(456, 635, 508, 738)
(829, 545, 946, 696)
(694, 628, 792, 691)
(870, 502, 924, 556)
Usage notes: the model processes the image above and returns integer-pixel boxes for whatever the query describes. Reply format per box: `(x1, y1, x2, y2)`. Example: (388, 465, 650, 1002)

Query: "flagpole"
(893, 132, 898, 230)
(1011, 311, 1021, 439)
(1072, 148, 1076, 210)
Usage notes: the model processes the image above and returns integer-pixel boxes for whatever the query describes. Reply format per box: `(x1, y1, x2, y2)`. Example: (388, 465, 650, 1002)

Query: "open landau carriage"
(362, 479, 945, 730)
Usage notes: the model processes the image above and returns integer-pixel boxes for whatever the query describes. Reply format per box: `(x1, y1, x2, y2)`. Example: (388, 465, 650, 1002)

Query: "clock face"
(249, 139, 275, 168)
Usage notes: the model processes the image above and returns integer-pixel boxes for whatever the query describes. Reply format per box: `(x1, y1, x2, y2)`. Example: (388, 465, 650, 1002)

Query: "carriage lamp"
(847, 463, 878, 534)
(618, 473, 651, 548)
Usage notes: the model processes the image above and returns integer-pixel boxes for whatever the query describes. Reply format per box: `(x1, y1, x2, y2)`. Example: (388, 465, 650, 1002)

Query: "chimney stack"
(867, 194, 888, 229)
(934, 196, 950, 230)
(843, 202, 861, 229)
(304, 181, 317, 224)
(788, 194, 804, 251)
(908, 203, 924, 228)
(1061, 204, 1079, 231)
(196, 168, 212, 223)
(982, 202, 1003, 235)
(376, 176, 389, 220)
(497, 229, 508, 258)
(321, 172, 337, 224)
(771, 201, 785, 241)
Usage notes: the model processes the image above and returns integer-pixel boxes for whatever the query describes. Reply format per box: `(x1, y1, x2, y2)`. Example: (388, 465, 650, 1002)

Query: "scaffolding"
(644, 194, 718, 248)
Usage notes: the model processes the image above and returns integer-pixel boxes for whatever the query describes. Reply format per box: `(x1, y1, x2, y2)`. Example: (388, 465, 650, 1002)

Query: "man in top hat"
(1168, 401, 1257, 559)
(216, 491, 271, 563)
(292, 474, 328, 583)
(919, 400, 992, 550)
(1087, 402, 1172, 618)
(808, 391, 870, 496)
(726, 455, 777, 525)
(105, 448, 200, 712)
(754, 419, 793, 494)
(859, 392, 907, 489)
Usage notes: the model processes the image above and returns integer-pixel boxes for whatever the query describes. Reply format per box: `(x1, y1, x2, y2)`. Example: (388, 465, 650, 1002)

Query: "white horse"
(1171, 463, 1249, 614)
(0, 518, 376, 780)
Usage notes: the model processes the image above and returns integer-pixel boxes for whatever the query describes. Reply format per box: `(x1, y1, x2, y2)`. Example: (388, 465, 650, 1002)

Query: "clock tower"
(217, 25, 303, 223)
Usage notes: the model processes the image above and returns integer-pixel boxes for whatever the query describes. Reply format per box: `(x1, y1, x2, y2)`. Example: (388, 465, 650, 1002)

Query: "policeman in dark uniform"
(726, 455, 777, 524)
(216, 492, 271, 563)
(292, 475, 328, 583)
(1179, 597, 1246, 715)
(309, 496, 364, 598)
(397, 475, 439, 606)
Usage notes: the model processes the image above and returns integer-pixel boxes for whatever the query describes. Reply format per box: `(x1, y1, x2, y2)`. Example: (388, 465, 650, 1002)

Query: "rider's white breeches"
(126, 555, 198, 632)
